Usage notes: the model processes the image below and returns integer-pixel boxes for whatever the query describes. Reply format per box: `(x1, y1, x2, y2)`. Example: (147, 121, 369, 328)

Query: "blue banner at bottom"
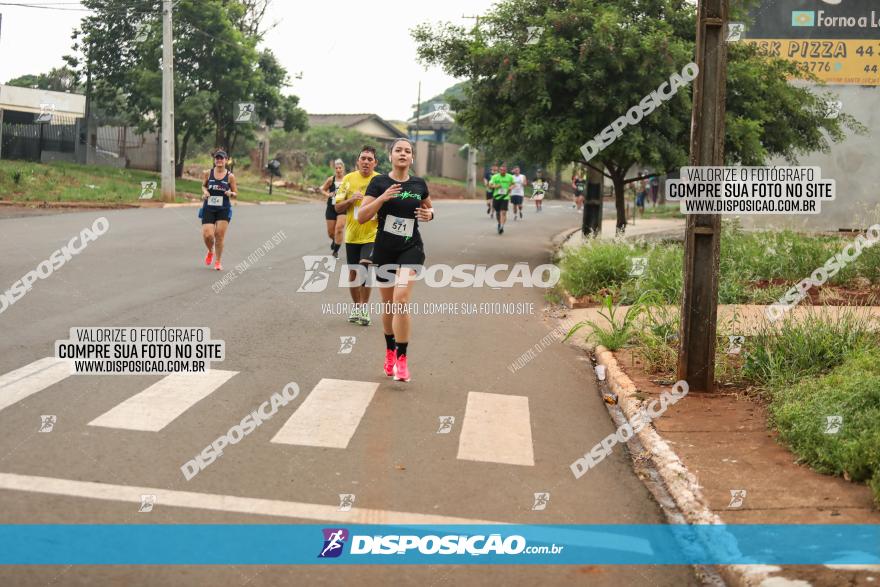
(0, 524, 877, 565)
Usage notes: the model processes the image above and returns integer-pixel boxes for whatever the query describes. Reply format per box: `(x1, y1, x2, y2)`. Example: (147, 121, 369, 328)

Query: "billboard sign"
(744, 0, 880, 85)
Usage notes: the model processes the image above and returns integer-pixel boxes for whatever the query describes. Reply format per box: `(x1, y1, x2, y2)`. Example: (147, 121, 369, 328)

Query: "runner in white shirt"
(510, 166, 527, 221)
(531, 173, 548, 213)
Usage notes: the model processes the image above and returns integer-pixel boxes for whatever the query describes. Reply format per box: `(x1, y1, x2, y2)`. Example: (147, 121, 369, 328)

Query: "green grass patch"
(558, 222, 880, 305)
(768, 347, 880, 505)
(624, 305, 880, 503)
(0, 160, 294, 204)
(742, 310, 877, 387)
(559, 239, 639, 298)
(641, 203, 684, 219)
(619, 245, 684, 304)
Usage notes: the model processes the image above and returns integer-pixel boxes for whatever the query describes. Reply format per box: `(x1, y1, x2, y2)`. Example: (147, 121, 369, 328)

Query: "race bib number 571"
(384, 215, 414, 237)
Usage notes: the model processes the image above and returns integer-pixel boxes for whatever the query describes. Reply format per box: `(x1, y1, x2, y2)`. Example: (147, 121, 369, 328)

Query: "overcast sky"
(0, 0, 496, 121)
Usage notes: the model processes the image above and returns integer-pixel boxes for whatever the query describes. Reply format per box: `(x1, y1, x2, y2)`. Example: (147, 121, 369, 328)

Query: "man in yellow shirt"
(334, 146, 380, 325)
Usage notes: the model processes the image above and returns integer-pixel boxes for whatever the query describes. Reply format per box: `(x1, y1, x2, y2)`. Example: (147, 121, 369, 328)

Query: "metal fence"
(94, 125, 160, 170)
(1, 113, 78, 162)
(0, 112, 160, 170)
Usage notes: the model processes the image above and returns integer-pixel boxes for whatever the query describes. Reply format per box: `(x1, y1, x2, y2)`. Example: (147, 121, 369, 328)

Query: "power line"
(0, 1, 94, 11)
(0, 1, 158, 13)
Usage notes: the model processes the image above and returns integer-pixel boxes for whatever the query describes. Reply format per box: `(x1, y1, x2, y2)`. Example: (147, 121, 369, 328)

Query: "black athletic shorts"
(345, 242, 374, 266)
(202, 207, 231, 225)
(325, 196, 339, 221)
(510, 195, 524, 206)
(371, 245, 426, 283)
(486, 190, 494, 200)
(492, 199, 509, 212)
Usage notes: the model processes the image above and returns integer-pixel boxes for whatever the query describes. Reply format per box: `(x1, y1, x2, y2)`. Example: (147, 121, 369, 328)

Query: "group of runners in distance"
(483, 164, 550, 234)
(201, 143, 594, 383)
(199, 141, 432, 383)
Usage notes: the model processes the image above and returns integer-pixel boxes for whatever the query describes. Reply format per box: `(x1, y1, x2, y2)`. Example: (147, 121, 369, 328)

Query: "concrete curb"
(549, 226, 581, 252)
(0, 200, 141, 210)
(593, 345, 771, 587)
(0, 200, 305, 211)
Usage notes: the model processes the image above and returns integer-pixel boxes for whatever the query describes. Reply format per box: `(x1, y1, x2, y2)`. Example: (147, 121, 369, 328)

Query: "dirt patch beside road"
(427, 182, 475, 199)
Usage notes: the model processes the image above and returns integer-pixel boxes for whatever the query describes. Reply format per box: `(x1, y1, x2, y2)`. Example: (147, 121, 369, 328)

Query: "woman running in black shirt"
(201, 150, 237, 271)
(357, 138, 434, 382)
(321, 159, 346, 258)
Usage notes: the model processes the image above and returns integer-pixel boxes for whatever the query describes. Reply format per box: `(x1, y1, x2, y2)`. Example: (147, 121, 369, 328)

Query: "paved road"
(0, 200, 699, 586)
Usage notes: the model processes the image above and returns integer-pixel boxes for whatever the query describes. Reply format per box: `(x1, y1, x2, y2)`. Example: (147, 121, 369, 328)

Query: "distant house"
(0, 85, 85, 123)
(0, 85, 86, 162)
(406, 109, 455, 144)
(307, 113, 402, 146)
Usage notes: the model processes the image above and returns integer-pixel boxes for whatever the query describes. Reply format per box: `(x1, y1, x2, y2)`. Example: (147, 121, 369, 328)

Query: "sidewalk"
(560, 217, 685, 250)
(566, 304, 880, 334)
(555, 224, 880, 586)
(562, 315, 880, 586)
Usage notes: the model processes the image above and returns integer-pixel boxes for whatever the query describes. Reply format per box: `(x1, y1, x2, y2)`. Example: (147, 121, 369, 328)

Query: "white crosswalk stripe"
(1, 361, 539, 468)
(457, 391, 535, 466)
(271, 378, 379, 448)
(88, 370, 238, 432)
(0, 358, 72, 414)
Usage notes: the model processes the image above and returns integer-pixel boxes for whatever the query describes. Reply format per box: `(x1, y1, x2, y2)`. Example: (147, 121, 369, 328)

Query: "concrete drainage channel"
(596, 368, 727, 587)
(585, 345, 781, 587)
(552, 225, 764, 586)
(551, 229, 769, 587)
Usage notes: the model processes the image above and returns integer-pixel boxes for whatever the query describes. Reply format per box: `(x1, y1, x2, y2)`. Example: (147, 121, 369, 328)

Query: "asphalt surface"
(0, 200, 700, 586)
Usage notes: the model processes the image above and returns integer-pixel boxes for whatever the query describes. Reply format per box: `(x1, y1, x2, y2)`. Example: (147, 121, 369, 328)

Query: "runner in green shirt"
(489, 164, 515, 235)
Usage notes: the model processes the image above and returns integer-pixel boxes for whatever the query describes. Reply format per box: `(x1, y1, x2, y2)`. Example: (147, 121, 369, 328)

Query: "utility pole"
(677, 0, 729, 392)
(464, 145, 477, 196)
(160, 0, 176, 202)
(462, 14, 481, 30)
(415, 81, 421, 171)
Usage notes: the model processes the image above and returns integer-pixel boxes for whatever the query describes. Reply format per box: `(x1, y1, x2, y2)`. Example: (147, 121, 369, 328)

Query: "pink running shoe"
(214, 261, 223, 271)
(205, 251, 214, 266)
(393, 355, 410, 382)
(383, 349, 396, 377)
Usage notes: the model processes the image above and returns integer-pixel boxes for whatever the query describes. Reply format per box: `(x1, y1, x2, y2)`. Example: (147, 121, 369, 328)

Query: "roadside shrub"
(619, 245, 683, 304)
(566, 294, 648, 351)
(558, 223, 880, 307)
(632, 292, 680, 373)
(558, 240, 636, 298)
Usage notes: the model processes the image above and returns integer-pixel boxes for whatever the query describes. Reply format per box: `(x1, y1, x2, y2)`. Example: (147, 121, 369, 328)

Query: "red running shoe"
(205, 251, 213, 266)
(214, 261, 223, 271)
(383, 349, 396, 377)
(393, 355, 410, 382)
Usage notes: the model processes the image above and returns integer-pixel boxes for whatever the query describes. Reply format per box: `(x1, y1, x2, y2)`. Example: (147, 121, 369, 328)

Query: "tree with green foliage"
(65, 0, 306, 176)
(413, 0, 864, 232)
(6, 66, 81, 93)
(270, 125, 392, 182)
(411, 81, 469, 118)
(271, 125, 376, 166)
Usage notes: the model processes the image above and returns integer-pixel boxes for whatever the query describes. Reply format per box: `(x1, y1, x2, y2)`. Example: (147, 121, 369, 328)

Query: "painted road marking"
(0, 472, 503, 525)
(88, 370, 238, 432)
(271, 379, 379, 448)
(0, 358, 72, 414)
(457, 392, 535, 466)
